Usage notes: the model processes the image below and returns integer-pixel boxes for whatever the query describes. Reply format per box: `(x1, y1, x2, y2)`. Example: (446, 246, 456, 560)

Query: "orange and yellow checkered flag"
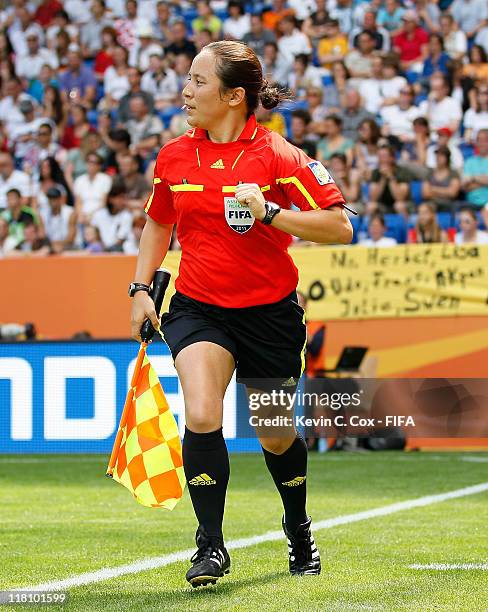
(106, 343, 185, 509)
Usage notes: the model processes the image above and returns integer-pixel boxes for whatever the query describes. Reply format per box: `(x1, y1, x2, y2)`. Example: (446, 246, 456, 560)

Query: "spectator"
(474, 26, 488, 55)
(340, 89, 375, 141)
(9, 10, 44, 57)
(359, 213, 398, 247)
(344, 29, 376, 79)
(355, 118, 381, 181)
(14, 221, 51, 256)
(262, 0, 295, 33)
(0, 216, 18, 256)
(40, 185, 76, 252)
(60, 104, 92, 150)
(413, 0, 440, 34)
(304, 87, 328, 136)
(302, 0, 329, 46)
(329, 0, 353, 35)
(261, 41, 289, 87)
(400, 116, 430, 177)
(369, 145, 411, 215)
(123, 94, 164, 155)
(380, 54, 407, 104)
(80, 0, 113, 59)
(33, 156, 74, 215)
(91, 182, 133, 250)
(10, 99, 48, 162)
(455, 207, 488, 244)
(422, 146, 461, 210)
(83, 224, 104, 253)
(34, 0, 64, 28)
(426, 127, 464, 171)
(421, 34, 450, 81)
(0, 152, 31, 210)
(114, 0, 138, 52)
(117, 67, 154, 124)
(351, 10, 390, 53)
(94, 27, 118, 80)
(223, 1, 250, 40)
(317, 19, 348, 70)
(0, 76, 37, 139)
(242, 13, 276, 60)
(173, 51, 193, 92)
(73, 152, 112, 223)
(277, 15, 311, 67)
(393, 10, 429, 72)
(449, 0, 488, 42)
(164, 20, 196, 61)
(54, 29, 71, 70)
(409, 202, 447, 243)
(381, 84, 422, 142)
(15, 30, 58, 81)
(287, 110, 317, 158)
(377, 0, 405, 34)
(317, 115, 354, 165)
(130, 21, 164, 72)
(322, 61, 350, 113)
(103, 128, 133, 174)
(464, 86, 488, 145)
(419, 74, 463, 135)
(59, 44, 97, 109)
(288, 54, 322, 98)
(141, 53, 179, 110)
(22, 122, 66, 176)
(122, 212, 145, 254)
(46, 10, 78, 49)
(1, 187, 40, 247)
(117, 153, 150, 210)
(194, 28, 214, 54)
(439, 14, 467, 61)
(152, 0, 177, 45)
(255, 105, 286, 137)
(358, 55, 387, 114)
(192, 1, 222, 42)
(329, 153, 361, 205)
(462, 129, 488, 207)
(102, 44, 130, 109)
(463, 45, 488, 83)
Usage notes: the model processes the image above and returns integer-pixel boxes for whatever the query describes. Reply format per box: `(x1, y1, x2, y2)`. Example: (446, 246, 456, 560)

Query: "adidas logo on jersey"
(189, 473, 217, 486)
(210, 158, 225, 169)
(282, 476, 306, 487)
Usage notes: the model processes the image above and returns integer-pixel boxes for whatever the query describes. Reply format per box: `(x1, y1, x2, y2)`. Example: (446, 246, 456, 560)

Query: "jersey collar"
(190, 114, 258, 141)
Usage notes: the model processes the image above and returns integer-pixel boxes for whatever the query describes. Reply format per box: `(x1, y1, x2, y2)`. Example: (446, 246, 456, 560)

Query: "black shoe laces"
(291, 531, 313, 566)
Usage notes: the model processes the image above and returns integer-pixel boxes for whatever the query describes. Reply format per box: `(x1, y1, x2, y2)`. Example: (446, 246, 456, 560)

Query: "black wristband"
(128, 282, 150, 297)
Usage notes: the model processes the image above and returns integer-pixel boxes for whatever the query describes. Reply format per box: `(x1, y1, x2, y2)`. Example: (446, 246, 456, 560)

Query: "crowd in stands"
(0, 0, 487, 259)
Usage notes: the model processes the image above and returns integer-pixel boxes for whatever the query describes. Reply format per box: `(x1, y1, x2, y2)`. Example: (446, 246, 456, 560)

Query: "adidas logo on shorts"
(189, 473, 217, 486)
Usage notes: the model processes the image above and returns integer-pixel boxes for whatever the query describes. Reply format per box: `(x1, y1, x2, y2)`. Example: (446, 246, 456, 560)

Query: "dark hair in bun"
(206, 40, 290, 117)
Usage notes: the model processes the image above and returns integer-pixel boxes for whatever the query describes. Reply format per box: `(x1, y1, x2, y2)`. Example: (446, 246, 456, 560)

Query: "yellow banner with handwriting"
(292, 244, 488, 320)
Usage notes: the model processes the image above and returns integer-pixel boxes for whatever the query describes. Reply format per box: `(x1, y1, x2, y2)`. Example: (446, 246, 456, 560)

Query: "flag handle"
(106, 342, 147, 477)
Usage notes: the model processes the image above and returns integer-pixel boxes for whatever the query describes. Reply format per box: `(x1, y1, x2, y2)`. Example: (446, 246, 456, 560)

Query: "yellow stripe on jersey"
(170, 184, 204, 192)
(276, 176, 320, 210)
(221, 185, 271, 193)
(300, 312, 307, 376)
(144, 185, 156, 213)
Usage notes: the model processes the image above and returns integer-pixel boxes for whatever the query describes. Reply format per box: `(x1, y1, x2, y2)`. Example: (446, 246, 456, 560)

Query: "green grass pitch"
(1, 452, 487, 611)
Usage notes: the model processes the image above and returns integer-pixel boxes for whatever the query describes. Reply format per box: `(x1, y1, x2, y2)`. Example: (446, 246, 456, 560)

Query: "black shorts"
(160, 290, 306, 384)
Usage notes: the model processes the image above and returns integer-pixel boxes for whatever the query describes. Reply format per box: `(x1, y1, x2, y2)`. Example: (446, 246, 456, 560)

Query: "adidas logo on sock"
(189, 473, 217, 486)
(282, 476, 306, 487)
(210, 158, 225, 169)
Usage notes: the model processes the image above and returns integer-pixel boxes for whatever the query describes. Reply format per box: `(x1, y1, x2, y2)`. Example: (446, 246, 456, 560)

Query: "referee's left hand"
(235, 183, 266, 221)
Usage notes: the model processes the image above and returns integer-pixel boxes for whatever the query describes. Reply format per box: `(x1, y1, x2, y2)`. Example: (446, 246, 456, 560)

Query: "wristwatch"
(261, 202, 281, 225)
(128, 282, 150, 297)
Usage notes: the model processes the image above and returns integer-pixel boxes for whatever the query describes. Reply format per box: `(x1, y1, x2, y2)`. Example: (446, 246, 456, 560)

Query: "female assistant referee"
(130, 40, 352, 588)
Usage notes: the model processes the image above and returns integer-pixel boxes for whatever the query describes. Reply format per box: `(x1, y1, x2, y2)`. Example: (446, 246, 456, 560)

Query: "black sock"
(183, 427, 229, 540)
(262, 436, 308, 533)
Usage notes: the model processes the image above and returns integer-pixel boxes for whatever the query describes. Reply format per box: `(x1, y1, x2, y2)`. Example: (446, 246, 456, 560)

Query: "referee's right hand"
(131, 292, 160, 342)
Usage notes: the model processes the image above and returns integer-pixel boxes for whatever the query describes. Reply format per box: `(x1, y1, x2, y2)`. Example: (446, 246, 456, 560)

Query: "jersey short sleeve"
(144, 146, 176, 225)
(273, 138, 345, 212)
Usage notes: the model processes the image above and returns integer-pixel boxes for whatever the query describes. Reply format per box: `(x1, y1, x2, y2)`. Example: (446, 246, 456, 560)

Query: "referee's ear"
(227, 86, 246, 108)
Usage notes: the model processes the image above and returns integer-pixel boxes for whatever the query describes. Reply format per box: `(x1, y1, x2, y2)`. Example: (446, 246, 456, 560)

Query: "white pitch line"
(13, 481, 488, 593)
(410, 564, 488, 570)
(460, 457, 488, 463)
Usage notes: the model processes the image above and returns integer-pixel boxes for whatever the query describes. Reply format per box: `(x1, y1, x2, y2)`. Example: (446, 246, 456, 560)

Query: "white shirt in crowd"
(103, 67, 130, 101)
(63, 0, 91, 25)
(141, 68, 179, 102)
(464, 109, 488, 141)
(129, 42, 164, 72)
(443, 29, 467, 59)
(419, 96, 463, 133)
(41, 205, 74, 243)
(359, 236, 398, 247)
(380, 104, 422, 139)
(0, 170, 32, 209)
(223, 14, 251, 40)
(278, 29, 312, 66)
(455, 230, 488, 245)
(15, 48, 58, 81)
(0, 93, 37, 136)
(91, 207, 133, 249)
(73, 172, 112, 217)
(426, 143, 464, 171)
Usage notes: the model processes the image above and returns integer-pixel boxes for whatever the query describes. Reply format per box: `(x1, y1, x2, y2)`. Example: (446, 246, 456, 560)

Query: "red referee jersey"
(145, 113, 345, 307)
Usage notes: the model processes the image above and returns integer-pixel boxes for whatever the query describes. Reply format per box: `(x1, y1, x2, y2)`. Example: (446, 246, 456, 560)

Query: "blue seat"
(459, 143, 475, 159)
(349, 214, 362, 244)
(410, 180, 423, 206)
(361, 182, 369, 202)
(157, 106, 183, 129)
(437, 211, 452, 230)
(405, 71, 419, 84)
(87, 109, 99, 127)
(384, 213, 407, 243)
